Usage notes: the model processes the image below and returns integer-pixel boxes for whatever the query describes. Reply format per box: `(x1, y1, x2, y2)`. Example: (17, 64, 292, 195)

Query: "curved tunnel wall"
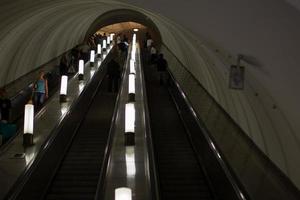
(147, 12, 300, 188)
(0, 0, 300, 191)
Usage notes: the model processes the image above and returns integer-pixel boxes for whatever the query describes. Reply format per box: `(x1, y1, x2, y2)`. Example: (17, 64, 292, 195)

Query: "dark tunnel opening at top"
(84, 9, 162, 50)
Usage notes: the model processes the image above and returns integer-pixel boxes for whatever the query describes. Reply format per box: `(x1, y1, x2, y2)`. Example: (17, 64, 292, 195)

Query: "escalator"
(6, 54, 123, 200)
(144, 62, 216, 200)
(44, 78, 117, 200)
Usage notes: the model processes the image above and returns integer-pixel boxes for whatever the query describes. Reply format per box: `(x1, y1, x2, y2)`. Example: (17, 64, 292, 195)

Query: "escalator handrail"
(139, 49, 160, 200)
(165, 66, 248, 200)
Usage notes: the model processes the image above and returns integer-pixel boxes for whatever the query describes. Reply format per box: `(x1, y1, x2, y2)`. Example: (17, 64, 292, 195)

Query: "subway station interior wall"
(160, 45, 298, 199)
(0, 0, 300, 189)
(148, 13, 300, 189)
(0, 1, 123, 86)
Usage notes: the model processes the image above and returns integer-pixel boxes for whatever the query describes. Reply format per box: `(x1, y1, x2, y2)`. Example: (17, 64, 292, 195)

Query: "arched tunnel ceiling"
(84, 8, 162, 42)
(1, 0, 300, 191)
(96, 22, 145, 34)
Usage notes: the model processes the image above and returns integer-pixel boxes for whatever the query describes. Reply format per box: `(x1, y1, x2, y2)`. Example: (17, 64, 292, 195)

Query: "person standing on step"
(0, 88, 11, 123)
(107, 56, 121, 93)
(33, 70, 48, 108)
(150, 45, 157, 65)
(156, 53, 168, 85)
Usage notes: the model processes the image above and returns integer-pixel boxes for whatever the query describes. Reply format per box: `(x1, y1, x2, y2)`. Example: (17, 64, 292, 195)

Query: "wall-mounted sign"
(229, 65, 245, 90)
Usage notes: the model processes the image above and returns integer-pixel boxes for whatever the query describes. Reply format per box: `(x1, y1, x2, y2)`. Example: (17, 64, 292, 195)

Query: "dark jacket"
(0, 98, 11, 121)
(157, 57, 167, 72)
(107, 59, 121, 78)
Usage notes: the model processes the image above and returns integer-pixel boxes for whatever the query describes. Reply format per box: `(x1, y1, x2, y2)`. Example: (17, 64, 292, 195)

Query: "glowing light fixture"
(103, 39, 107, 51)
(125, 147, 136, 176)
(128, 74, 135, 102)
(90, 50, 95, 67)
(130, 59, 135, 74)
(78, 60, 84, 80)
(60, 75, 68, 102)
(115, 187, 132, 200)
(107, 36, 111, 45)
(133, 28, 138, 32)
(110, 33, 114, 41)
(125, 103, 135, 133)
(97, 44, 102, 55)
(125, 103, 135, 145)
(23, 103, 34, 145)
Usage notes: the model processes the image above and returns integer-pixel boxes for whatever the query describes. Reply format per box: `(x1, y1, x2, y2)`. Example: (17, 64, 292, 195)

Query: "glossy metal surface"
(102, 43, 152, 200)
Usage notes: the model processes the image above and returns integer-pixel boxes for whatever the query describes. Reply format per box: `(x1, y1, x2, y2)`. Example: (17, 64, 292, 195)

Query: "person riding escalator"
(107, 55, 121, 93)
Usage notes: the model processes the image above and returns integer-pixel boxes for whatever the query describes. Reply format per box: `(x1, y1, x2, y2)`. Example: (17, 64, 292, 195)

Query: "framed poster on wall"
(229, 65, 245, 90)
